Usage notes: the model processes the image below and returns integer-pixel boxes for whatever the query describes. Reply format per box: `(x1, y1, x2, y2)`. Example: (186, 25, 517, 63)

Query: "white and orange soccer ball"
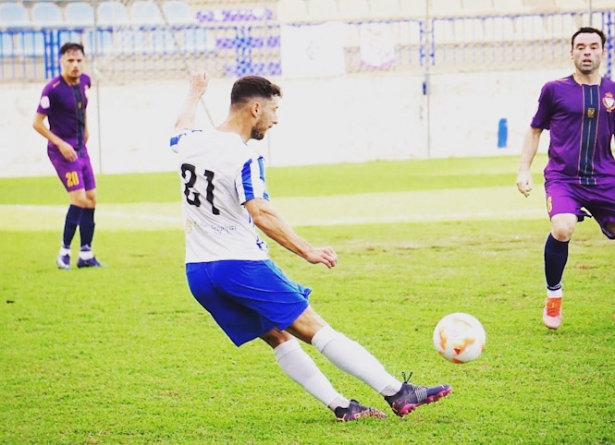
(433, 313, 486, 364)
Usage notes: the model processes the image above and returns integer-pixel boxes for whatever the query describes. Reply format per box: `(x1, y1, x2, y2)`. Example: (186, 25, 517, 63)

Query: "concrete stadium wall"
(1, 69, 566, 178)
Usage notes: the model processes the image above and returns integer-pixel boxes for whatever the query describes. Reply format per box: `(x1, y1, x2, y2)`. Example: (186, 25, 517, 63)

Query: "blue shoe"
(77, 256, 102, 268)
(334, 400, 387, 422)
(384, 372, 452, 417)
(56, 252, 71, 270)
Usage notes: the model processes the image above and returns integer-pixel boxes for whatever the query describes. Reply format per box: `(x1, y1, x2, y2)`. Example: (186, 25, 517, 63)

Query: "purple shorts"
(545, 180, 615, 239)
(48, 147, 96, 192)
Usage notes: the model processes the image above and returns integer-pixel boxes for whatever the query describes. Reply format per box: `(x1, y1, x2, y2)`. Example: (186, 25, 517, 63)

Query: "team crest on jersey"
(603, 92, 615, 112)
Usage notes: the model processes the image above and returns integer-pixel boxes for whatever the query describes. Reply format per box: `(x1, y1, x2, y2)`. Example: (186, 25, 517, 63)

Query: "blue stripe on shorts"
(186, 259, 311, 346)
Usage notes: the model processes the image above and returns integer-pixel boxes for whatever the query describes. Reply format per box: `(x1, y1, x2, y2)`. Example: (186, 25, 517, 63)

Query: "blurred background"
(0, 0, 613, 177)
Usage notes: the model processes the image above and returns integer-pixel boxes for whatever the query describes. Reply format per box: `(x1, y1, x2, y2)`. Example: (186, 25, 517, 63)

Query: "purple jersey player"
(516, 27, 615, 330)
(33, 42, 102, 269)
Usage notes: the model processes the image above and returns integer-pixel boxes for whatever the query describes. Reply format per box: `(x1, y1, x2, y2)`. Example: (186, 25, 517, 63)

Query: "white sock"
(547, 288, 563, 298)
(59, 247, 71, 256)
(311, 325, 402, 396)
(79, 250, 94, 260)
(274, 338, 348, 409)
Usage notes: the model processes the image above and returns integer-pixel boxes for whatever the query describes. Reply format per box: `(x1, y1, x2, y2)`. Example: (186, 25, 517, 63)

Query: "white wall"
(0, 69, 566, 178)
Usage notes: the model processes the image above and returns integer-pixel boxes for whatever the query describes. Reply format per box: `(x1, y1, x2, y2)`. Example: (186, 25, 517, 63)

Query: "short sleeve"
(36, 84, 52, 115)
(530, 82, 554, 130)
(236, 155, 269, 204)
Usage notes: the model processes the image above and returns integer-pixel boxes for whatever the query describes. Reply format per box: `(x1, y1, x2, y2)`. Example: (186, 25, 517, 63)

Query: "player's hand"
(516, 170, 533, 197)
(57, 140, 78, 162)
(306, 246, 338, 269)
(189, 71, 210, 98)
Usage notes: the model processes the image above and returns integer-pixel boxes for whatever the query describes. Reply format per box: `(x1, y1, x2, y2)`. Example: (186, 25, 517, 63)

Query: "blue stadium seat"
(162, 0, 196, 25)
(150, 28, 177, 53)
(181, 26, 209, 53)
(0, 33, 14, 57)
(16, 30, 44, 57)
(130, 1, 164, 26)
(31, 3, 64, 27)
(97, 1, 129, 27)
(0, 3, 31, 28)
(65, 2, 95, 27)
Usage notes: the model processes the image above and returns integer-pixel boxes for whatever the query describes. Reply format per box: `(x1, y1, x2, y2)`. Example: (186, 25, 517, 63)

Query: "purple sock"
(63, 205, 83, 248)
(544, 233, 569, 291)
(79, 208, 96, 250)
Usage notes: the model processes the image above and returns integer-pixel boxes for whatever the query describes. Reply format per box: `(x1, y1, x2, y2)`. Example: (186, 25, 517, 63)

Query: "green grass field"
(1, 155, 614, 444)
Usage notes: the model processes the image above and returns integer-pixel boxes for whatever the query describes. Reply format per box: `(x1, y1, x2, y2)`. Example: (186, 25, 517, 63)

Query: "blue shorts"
(545, 180, 615, 239)
(186, 259, 311, 346)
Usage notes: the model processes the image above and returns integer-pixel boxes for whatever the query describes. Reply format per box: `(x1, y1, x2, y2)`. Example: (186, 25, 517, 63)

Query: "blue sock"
(62, 205, 83, 248)
(79, 208, 96, 250)
(544, 233, 569, 291)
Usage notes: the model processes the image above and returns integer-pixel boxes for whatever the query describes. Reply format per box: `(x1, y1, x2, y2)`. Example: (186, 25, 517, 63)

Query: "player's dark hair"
(230, 76, 282, 106)
(571, 27, 606, 49)
(60, 42, 85, 56)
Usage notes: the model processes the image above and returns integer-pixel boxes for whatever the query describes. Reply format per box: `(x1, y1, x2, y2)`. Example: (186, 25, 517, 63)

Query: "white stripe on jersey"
(171, 128, 270, 263)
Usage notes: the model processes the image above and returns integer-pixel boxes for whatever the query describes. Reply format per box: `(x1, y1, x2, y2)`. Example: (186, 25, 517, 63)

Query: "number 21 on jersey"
(181, 163, 220, 215)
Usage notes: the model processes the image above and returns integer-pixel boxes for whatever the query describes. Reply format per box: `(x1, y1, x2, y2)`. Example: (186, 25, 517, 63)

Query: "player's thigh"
(49, 151, 86, 193)
(583, 183, 615, 239)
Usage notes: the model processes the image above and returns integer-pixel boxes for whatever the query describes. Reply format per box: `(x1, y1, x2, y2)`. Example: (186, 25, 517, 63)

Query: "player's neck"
(61, 73, 80, 86)
(573, 71, 601, 86)
(217, 116, 251, 143)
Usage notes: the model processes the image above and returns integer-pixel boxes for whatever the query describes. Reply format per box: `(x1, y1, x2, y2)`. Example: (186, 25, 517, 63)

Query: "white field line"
(0, 186, 546, 231)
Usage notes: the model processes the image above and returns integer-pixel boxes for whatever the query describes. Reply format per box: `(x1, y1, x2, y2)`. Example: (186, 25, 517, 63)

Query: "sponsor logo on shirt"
(603, 92, 615, 112)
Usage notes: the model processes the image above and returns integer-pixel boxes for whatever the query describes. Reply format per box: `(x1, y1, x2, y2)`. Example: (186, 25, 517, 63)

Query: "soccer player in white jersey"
(170, 72, 452, 422)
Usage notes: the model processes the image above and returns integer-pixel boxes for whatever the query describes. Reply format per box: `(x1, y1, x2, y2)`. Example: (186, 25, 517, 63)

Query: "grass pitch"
(1, 155, 614, 444)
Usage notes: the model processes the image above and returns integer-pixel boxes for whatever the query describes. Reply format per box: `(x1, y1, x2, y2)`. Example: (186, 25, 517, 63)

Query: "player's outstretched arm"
(174, 71, 210, 132)
(516, 127, 543, 197)
(245, 198, 338, 269)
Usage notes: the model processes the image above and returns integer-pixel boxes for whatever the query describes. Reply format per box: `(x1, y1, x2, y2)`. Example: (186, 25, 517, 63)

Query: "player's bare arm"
(174, 71, 210, 132)
(32, 112, 77, 162)
(245, 198, 338, 269)
(516, 127, 543, 197)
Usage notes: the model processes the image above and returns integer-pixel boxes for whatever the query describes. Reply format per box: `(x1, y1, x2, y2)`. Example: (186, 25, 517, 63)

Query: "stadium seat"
(554, 0, 588, 11)
(97, 1, 130, 27)
(515, 15, 547, 41)
(338, 0, 370, 21)
(0, 33, 14, 56)
(432, 18, 456, 44)
(429, 0, 464, 17)
(491, 0, 529, 15)
(162, 0, 196, 25)
(150, 28, 177, 53)
(16, 30, 44, 57)
(369, 0, 403, 20)
(0, 3, 31, 28)
(306, 0, 340, 22)
(483, 15, 515, 42)
(181, 26, 211, 53)
(65, 2, 95, 27)
(546, 12, 582, 40)
(130, 1, 164, 26)
(399, 0, 427, 18)
(461, 0, 495, 17)
(31, 3, 64, 27)
(277, 0, 309, 23)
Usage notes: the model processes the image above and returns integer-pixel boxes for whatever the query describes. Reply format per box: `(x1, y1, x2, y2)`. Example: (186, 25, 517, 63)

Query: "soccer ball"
(433, 313, 486, 364)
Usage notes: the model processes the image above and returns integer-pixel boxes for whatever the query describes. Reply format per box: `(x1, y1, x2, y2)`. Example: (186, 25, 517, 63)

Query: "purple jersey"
(36, 73, 91, 152)
(531, 75, 615, 185)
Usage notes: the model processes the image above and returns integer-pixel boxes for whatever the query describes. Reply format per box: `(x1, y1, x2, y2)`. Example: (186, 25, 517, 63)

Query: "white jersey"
(170, 128, 270, 263)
